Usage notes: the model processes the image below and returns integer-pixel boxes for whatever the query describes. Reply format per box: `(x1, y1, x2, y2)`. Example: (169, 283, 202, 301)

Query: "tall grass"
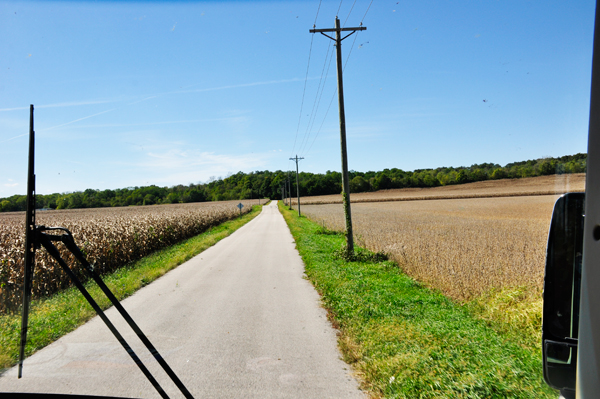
(279, 201, 556, 398)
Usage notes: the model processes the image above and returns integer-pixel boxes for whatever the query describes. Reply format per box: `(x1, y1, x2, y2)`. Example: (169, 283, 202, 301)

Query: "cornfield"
(0, 200, 261, 313)
(301, 195, 558, 301)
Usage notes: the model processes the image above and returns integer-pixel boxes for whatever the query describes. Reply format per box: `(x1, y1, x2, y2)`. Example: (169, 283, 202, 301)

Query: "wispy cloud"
(0, 133, 28, 144)
(145, 149, 266, 170)
(0, 99, 118, 112)
(54, 117, 241, 130)
(127, 96, 160, 106)
(38, 108, 118, 131)
(0, 77, 306, 142)
(174, 77, 310, 95)
(134, 149, 273, 185)
(4, 179, 19, 188)
(0, 77, 307, 116)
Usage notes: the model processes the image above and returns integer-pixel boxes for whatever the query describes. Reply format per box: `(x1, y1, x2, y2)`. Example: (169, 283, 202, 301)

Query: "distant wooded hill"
(0, 153, 586, 212)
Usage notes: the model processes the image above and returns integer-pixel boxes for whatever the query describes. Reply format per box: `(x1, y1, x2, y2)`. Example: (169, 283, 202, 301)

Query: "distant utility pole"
(287, 171, 292, 210)
(285, 181, 289, 206)
(310, 17, 366, 255)
(289, 155, 304, 216)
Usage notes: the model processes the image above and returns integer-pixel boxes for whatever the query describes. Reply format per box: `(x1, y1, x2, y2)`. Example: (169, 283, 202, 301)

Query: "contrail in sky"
(127, 96, 159, 105)
(178, 77, 309, 94)
(0, 133, 27, 144)
(54, 117, 242, 129)
(0, 76, 310, 139)
(0, 99, 117, 112)
(39, 108, 118, 131)
(1, 77, 309, 113)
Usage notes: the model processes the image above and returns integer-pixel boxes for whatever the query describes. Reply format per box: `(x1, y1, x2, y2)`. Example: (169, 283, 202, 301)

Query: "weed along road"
(0, 201, 364, 398)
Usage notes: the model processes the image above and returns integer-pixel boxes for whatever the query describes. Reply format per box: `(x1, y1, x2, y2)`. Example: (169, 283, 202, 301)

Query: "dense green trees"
(0, 153, 587, 212)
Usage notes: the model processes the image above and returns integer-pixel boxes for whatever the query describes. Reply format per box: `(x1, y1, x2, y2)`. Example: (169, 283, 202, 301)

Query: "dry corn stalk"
(0, 200, 260, 313)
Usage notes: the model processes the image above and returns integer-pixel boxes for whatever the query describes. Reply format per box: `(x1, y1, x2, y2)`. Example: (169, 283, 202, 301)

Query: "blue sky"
(0, 0, 596, 196)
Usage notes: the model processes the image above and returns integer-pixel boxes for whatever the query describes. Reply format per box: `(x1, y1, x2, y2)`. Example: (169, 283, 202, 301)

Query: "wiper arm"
(19, 105, 194, 399)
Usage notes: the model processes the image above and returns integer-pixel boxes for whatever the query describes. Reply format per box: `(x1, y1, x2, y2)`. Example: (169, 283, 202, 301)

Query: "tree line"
(0, 153, 587, 212)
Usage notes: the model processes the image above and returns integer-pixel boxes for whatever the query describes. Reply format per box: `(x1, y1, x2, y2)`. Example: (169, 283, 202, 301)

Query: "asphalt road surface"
(0, 201, 364, 398)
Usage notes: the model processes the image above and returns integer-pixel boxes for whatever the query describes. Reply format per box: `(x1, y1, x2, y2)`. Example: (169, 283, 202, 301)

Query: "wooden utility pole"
(310, 18, 366, 255)
(289, 155, 304, 216)
(287, 171, 293, 210)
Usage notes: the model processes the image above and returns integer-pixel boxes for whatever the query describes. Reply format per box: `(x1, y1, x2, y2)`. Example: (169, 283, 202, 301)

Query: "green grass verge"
(278, 201, 556, 399)
(0, 204, 265, 372)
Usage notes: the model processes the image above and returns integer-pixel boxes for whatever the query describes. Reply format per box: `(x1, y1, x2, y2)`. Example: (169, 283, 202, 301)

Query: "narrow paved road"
(0, 202, 364, 398)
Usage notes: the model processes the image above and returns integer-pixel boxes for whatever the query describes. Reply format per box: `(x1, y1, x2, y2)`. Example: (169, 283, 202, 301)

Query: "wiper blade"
(18, 105, 194, 399)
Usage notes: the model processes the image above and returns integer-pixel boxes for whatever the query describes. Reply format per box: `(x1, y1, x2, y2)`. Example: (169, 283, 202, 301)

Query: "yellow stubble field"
(302, 195, 559, 302)
(295, 173, 585, 205)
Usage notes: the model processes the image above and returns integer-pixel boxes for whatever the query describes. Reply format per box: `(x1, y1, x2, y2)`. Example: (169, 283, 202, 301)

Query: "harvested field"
(301, 195, 559, 301)
(292, 173, 585, 205)
(0, 200, 262, 313)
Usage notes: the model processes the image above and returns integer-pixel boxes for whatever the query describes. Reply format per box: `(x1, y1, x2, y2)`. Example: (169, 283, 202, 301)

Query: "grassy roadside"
(278, 201, 555, 398)
(0, 203, 265, 371)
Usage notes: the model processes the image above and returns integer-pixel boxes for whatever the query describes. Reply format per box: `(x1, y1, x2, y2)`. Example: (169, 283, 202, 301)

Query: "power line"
(299, 2, 357, 156)
(343, 0, 358, 27)
(290, 0, 326, 161)
(290, 33, 314, 157)
(294, 0, 370, 161)
(361, 0, 373, 24)
(314, 0, 322, 27)
(299, 41, 335, 156)
(305, 86, 337, 156)
(302, 0, 371, 158)
(344, 28, 360, 71)
(303, 47, 336, 155)
(304, 25, 360, 157)
(336, 0, 343, 17)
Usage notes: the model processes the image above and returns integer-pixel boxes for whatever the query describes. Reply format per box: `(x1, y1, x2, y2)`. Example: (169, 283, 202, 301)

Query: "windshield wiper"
(18, 105, 194, 399)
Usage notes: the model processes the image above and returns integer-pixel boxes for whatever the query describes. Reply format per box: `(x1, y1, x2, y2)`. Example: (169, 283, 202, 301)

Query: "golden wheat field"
(0, 200, 261, 313)
(301, 195, 561, 302)
(293, 173, 585, 205)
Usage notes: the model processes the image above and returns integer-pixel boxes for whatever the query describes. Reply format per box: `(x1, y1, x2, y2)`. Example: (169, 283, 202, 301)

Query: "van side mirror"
(542, 192, 585, 398)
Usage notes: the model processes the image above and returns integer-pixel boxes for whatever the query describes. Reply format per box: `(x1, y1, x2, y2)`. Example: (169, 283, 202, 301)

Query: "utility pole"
(310, 18, 366, 255)
(289, 155, 304, 216)
(287, 171, 292, 210)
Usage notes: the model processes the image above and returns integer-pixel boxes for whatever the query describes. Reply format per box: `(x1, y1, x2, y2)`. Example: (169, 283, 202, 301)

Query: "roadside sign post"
(237, 202, 243, 217)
